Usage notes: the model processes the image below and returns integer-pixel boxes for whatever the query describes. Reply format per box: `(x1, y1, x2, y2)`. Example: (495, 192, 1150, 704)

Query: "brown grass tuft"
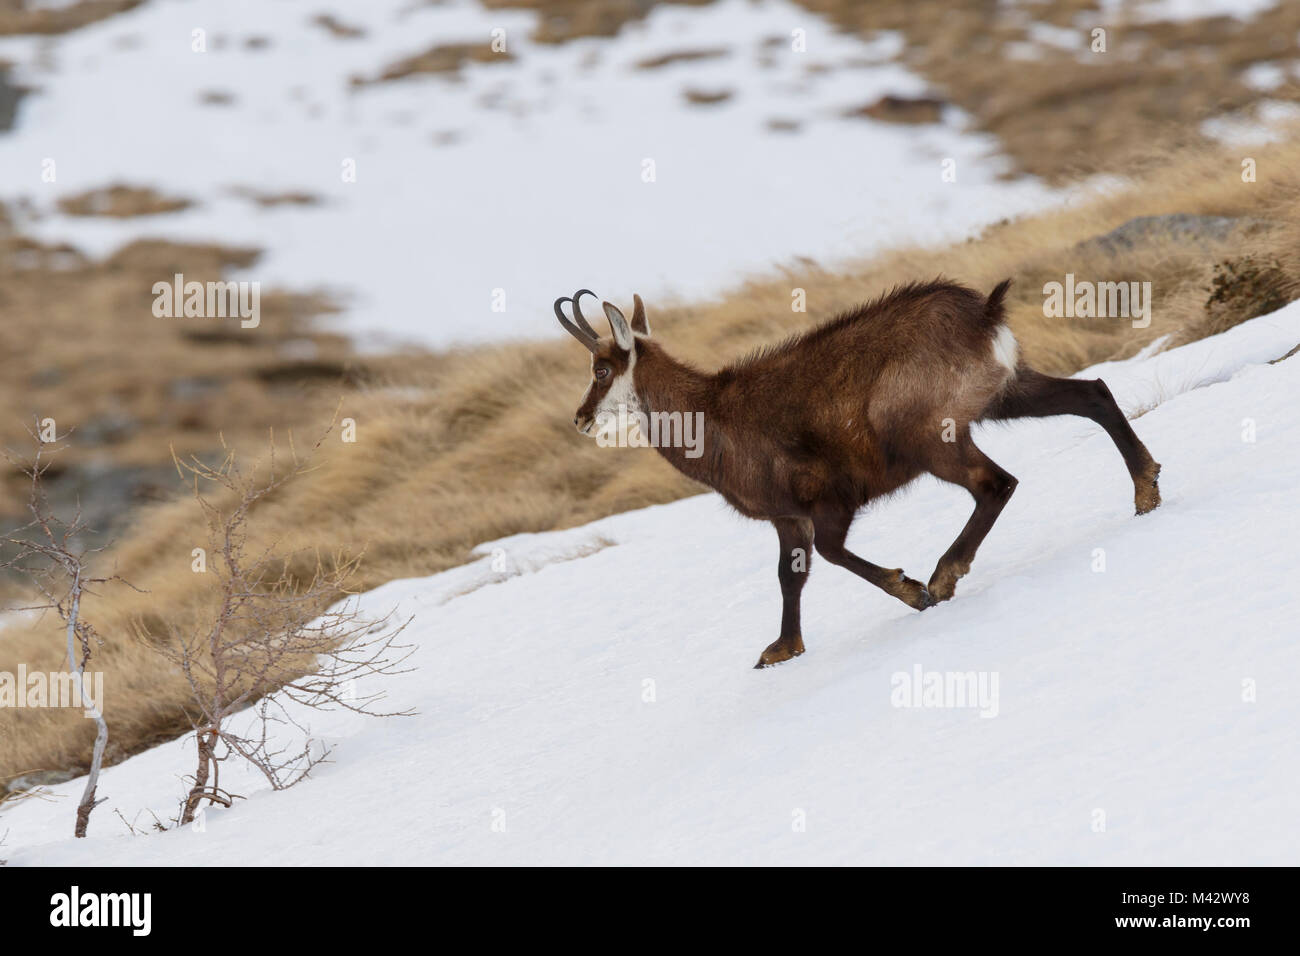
(0, 0, 142, 37)
(58, 184, 193, 218)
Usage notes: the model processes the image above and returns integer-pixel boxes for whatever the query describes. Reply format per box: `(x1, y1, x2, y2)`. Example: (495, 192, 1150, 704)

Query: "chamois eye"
(594, 366, 610, 381)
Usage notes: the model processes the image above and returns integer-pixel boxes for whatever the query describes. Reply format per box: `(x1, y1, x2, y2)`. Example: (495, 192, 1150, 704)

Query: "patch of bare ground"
(227, 186, 323, 209)
(0, 230, 364, 562)
(312, 13, 366, 40)
(357, 42, 513, 85)
(479, 0, 715, 45)
(682, 87, 732, 105)
(635, 47, 729, 69)
(57, 184, 193, 218)
(198, 89, 236, 106)
(0, 0, 142, 36)
(795, 0, 1300, 183)
(843, 94, 945, 125)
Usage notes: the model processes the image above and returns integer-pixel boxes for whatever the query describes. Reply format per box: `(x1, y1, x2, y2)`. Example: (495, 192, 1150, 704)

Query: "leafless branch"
(1, 422, 141, 838)
(152, 415, 414, 825)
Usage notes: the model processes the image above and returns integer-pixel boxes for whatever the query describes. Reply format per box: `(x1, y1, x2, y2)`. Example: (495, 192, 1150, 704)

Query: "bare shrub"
(1, 424, 139, 837)
(158, 423, 414, 826)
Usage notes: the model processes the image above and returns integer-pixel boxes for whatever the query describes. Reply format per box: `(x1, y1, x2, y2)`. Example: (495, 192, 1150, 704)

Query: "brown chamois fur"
(555, 281, 1161, 667)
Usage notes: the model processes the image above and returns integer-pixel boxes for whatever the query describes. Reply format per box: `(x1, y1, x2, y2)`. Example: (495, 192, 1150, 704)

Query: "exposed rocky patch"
(1075, 213, 1274, 256)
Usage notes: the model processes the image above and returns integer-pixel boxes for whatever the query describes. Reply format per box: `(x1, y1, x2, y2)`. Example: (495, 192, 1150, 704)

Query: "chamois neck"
(633, 339, 723, 485)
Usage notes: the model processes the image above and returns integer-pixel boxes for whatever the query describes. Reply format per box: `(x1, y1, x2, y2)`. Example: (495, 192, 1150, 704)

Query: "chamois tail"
(983, 278, 1013, 328)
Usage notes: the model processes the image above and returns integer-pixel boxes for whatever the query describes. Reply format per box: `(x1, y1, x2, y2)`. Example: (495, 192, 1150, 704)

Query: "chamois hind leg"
(809, 504, 935, 612)
(926, 434, 1018, 603)
(983, 367, 1161, 515)
(755, 517, 814, 668)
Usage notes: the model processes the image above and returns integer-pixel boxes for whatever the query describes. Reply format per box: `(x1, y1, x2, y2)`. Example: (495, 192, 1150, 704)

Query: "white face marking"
(990, 324, 1019, 374)
(591, 346, 641, 440)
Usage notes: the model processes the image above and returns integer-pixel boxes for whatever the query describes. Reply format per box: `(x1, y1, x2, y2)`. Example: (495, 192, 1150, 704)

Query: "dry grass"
(357, 42, 514, 85)
(635, 47, 730, 69)
(311, 13, 366, 41)
(5, 137, 1300, 780)
(843, 95, 946, 125)
(227, 186, 323, 209)
(57, 184, 193, 218)
(0, 0, 141, 36)
(796, 0, 1300, 183)
(479, 0, 714, 45)
(682, 87, 733, 105)
(0, 230, 369, 574)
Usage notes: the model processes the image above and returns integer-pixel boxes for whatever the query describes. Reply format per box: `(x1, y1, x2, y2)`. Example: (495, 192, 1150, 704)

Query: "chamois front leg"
(756, 517, 814, 668)
(810, 505, 935, 611)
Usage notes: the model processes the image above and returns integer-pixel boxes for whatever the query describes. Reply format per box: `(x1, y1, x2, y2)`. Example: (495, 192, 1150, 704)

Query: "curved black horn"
(554, 295, 598, 353)
(571, 289, 601, 339)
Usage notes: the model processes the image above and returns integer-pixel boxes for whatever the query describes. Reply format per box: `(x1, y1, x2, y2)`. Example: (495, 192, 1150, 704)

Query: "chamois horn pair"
(554, 289, 602, 352)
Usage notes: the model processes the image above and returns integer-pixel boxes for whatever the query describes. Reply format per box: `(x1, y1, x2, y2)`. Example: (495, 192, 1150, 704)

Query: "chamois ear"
(602, 301, 635, 351)
(630, 293, 650, 336)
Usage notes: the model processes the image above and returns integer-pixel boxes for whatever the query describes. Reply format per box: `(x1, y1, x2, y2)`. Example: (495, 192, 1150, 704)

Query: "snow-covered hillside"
(4, 306, 1300, 865)
(0, 0, 1057, 349)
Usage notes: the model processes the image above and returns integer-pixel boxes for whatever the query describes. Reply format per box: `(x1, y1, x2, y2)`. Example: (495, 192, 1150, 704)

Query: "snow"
(1202, 100, 1300, 147)
(1241, 61, 1288, 92)
(0, 0, 1061, 350)
(1096, 0, 1281, 22)
(5, 302, 1299, 865)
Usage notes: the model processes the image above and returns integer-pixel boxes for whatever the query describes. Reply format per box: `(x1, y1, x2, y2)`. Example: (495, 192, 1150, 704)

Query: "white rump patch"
(990, 325, 1019, 374)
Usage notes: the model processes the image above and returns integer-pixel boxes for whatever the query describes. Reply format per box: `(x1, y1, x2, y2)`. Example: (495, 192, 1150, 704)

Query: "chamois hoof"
(893, 572, 935, 611)
(1135, 462, 1162, 515)
(927, 561, 969, 604)
(755, 635, 805, 669)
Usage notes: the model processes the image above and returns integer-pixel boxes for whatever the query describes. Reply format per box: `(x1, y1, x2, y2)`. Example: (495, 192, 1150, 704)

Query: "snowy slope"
(0, 0, 1059, 349)
(4, 306, 1300, 865)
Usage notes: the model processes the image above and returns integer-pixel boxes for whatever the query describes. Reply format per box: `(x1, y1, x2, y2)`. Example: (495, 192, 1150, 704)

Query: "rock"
(1075, 214, 1275, 256)
(6, 769, 78, 793)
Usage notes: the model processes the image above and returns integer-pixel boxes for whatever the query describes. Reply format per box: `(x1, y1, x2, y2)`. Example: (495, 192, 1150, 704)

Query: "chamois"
(554, 282, 1161, 667)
